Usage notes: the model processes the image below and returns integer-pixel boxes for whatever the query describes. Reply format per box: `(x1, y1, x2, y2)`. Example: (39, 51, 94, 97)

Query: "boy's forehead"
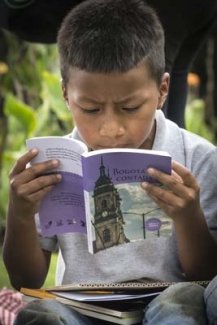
(66, 65, 156, 101)
(67, 64, 151, 81)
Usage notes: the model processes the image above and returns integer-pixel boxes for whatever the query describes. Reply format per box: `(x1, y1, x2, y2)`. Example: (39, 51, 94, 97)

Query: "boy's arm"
(3, 149, 62, 291)
(141, 160, 217, 281)
(3, 208, 51, 291)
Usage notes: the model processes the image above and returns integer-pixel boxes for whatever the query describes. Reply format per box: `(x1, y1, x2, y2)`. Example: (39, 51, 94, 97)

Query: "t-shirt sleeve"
(192, 148, 217, 240)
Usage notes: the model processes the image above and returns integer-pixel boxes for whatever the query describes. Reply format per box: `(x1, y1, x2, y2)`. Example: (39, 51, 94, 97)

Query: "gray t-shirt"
(36, 110, 217, 285)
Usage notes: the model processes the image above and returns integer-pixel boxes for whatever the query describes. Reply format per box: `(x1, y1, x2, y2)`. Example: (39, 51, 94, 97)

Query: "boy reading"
(3, 0, 217, 324)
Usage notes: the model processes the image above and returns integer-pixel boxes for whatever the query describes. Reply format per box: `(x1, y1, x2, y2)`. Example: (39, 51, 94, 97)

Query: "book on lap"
(21, 280, 210, 325)
(20, 287, 149, 325)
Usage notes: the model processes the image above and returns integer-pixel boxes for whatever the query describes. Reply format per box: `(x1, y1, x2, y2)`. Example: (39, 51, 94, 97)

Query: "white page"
(51, 291, 160, 301)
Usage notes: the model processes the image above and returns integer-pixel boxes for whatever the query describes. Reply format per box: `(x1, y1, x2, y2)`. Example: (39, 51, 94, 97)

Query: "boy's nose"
(99, 117, 125, 139)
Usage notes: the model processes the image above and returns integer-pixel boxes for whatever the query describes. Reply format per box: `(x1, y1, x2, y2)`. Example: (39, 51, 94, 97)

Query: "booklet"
(50, 290, 160, 302)
(21, 287, 146, 325)
(21, 280, 210, 325)
(26, 136, 172, 254)
(44, 280, 210, 292)
(55, 299, 145, 325)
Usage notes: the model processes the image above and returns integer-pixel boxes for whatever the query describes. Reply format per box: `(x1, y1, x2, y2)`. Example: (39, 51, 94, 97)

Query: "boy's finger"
(21, 174, 62, 196)
(171, 161, 198, 188)
(28, 185, 57, 203)
(146, 161, 198, 190)
(11, 149, 39, 175)
(10, 158, 60, 186)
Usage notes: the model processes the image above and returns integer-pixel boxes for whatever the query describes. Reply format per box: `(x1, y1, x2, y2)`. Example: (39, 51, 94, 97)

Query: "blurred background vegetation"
(0, 30, 74, 235)
(0, 30, 74, 288)
(0, 29, 217, 289)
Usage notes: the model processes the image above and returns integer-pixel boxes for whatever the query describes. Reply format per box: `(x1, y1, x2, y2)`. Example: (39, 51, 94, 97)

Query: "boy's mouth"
(96, 144, 132, 149)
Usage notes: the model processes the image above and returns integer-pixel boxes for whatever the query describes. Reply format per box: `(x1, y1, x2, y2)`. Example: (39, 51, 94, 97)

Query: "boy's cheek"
(76, 127, 97, 148)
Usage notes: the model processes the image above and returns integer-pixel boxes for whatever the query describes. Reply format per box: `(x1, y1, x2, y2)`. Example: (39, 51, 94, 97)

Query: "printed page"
(26, 136, 88, 236)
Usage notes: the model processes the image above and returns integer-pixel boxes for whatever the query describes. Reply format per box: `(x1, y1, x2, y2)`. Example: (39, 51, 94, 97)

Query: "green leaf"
(185, 99, 214, 142)
(4, 94, 37, 136)
(41, 71, 72, 121)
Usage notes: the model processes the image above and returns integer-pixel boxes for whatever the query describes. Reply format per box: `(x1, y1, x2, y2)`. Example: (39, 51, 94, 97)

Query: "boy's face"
(62, 65, 169, 150)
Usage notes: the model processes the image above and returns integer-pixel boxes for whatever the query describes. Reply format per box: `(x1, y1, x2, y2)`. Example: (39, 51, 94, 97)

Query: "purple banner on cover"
(82, 151, 171, 192)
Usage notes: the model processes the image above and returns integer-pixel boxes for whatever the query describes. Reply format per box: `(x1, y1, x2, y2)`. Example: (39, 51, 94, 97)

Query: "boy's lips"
(96, 144, 132, 149)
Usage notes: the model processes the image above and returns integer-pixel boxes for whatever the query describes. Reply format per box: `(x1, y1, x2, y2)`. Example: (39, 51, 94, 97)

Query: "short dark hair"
(58, 0, 165, 85)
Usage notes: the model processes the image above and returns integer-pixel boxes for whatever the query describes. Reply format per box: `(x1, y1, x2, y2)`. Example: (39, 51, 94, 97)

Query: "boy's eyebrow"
(114, 95, 143, 105)
(76, 94, 144, 105)
(76, 95, 104, 105)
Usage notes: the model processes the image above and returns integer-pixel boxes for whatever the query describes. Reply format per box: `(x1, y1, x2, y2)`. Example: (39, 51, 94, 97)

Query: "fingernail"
(31, 148, 38, 154)
(147, 168, 155, 175)
(141, 182, 148, 189)
(52, 159, 59, 166)
(57, 174, 62, 181)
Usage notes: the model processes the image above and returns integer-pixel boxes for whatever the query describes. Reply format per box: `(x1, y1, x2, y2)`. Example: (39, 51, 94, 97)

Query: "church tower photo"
(92, 156, 129, 253)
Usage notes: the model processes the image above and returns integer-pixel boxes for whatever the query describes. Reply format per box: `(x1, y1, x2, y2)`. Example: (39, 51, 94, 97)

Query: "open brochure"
(50, 290, 160, 302)
(44, 280, 210, 292)
(26, 136, 172, 254)
(21, 280, 210, 325)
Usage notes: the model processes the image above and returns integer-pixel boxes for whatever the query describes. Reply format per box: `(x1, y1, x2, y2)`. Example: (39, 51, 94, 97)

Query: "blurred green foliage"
(0, 31, 73, 229)
(185, 99, 216, 143)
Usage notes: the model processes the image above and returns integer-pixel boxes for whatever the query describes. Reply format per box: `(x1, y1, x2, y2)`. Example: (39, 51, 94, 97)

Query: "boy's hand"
(141, 160, 202, 221)
(9, 148, 62, 219)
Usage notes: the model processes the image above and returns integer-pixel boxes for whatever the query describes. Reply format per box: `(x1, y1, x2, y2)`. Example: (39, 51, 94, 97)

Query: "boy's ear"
(61, 79, 69, 106)
(157, 73, 170, 109)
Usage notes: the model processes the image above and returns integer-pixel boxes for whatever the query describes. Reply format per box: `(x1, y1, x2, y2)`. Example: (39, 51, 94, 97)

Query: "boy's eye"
(79, 105, 140, 114)
(122, 106, 140, 112)
(81, 107, 100, 114)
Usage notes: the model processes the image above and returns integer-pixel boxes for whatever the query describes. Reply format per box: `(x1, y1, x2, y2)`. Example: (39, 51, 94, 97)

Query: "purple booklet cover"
(82, 150, 171, 192)
(39, 172, 87, 237)
(26, 136, 88, 237)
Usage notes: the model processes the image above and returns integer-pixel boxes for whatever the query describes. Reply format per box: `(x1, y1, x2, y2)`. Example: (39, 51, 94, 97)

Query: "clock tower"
(92, 156, 128, 253)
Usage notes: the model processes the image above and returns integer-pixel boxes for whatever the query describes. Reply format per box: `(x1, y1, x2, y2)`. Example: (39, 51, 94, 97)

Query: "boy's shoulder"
(180, 126, 216, 154)
(155, 110, 216, 163)
(161, 111, 214, 148)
